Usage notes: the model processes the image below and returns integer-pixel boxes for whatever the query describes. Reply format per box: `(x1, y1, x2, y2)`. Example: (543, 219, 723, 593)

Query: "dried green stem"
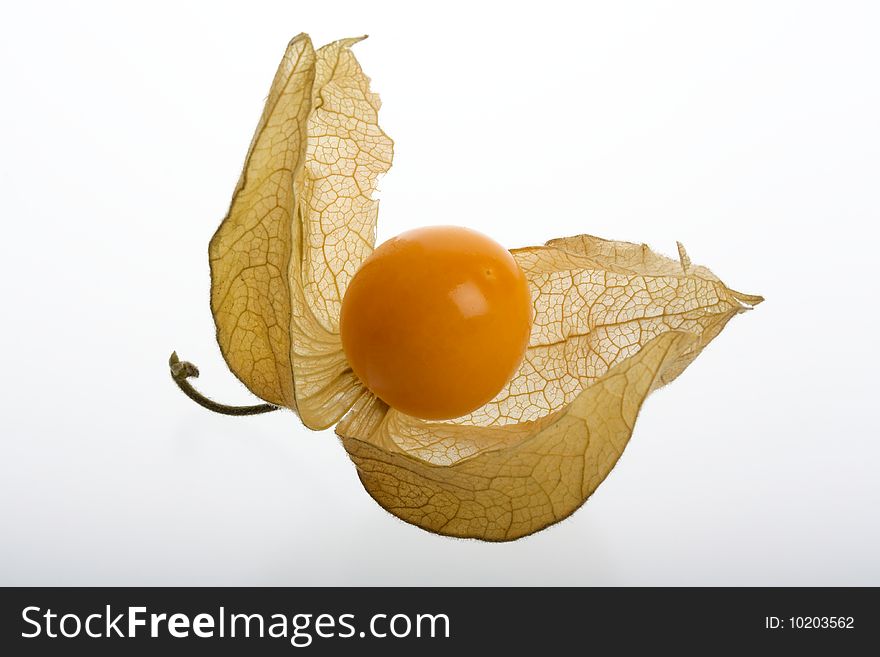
(169, 351, 279, 416)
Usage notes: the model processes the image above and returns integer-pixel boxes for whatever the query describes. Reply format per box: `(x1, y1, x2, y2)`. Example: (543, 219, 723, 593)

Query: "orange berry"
(340, 226, 533, 420)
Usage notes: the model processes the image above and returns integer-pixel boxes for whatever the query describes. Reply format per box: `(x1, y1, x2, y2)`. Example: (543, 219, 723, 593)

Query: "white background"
(1, 0, 878, 585)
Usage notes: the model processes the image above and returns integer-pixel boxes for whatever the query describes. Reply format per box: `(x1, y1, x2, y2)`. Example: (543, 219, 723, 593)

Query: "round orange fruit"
(339, 226, 533, 420)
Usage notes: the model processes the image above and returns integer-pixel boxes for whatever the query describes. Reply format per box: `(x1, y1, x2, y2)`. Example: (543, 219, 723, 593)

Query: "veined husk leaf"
(339, 331, 697, 541)
(446, 237, 763, 427)
(208, 34, 392, 429)
(336, 238, 761, 539)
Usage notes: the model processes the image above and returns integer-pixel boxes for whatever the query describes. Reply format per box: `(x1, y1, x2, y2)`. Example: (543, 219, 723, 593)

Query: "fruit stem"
(168, 351, 280, 416)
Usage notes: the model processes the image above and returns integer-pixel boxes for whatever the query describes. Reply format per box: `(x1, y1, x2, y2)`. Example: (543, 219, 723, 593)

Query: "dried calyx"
(172, 34, 762, 541)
